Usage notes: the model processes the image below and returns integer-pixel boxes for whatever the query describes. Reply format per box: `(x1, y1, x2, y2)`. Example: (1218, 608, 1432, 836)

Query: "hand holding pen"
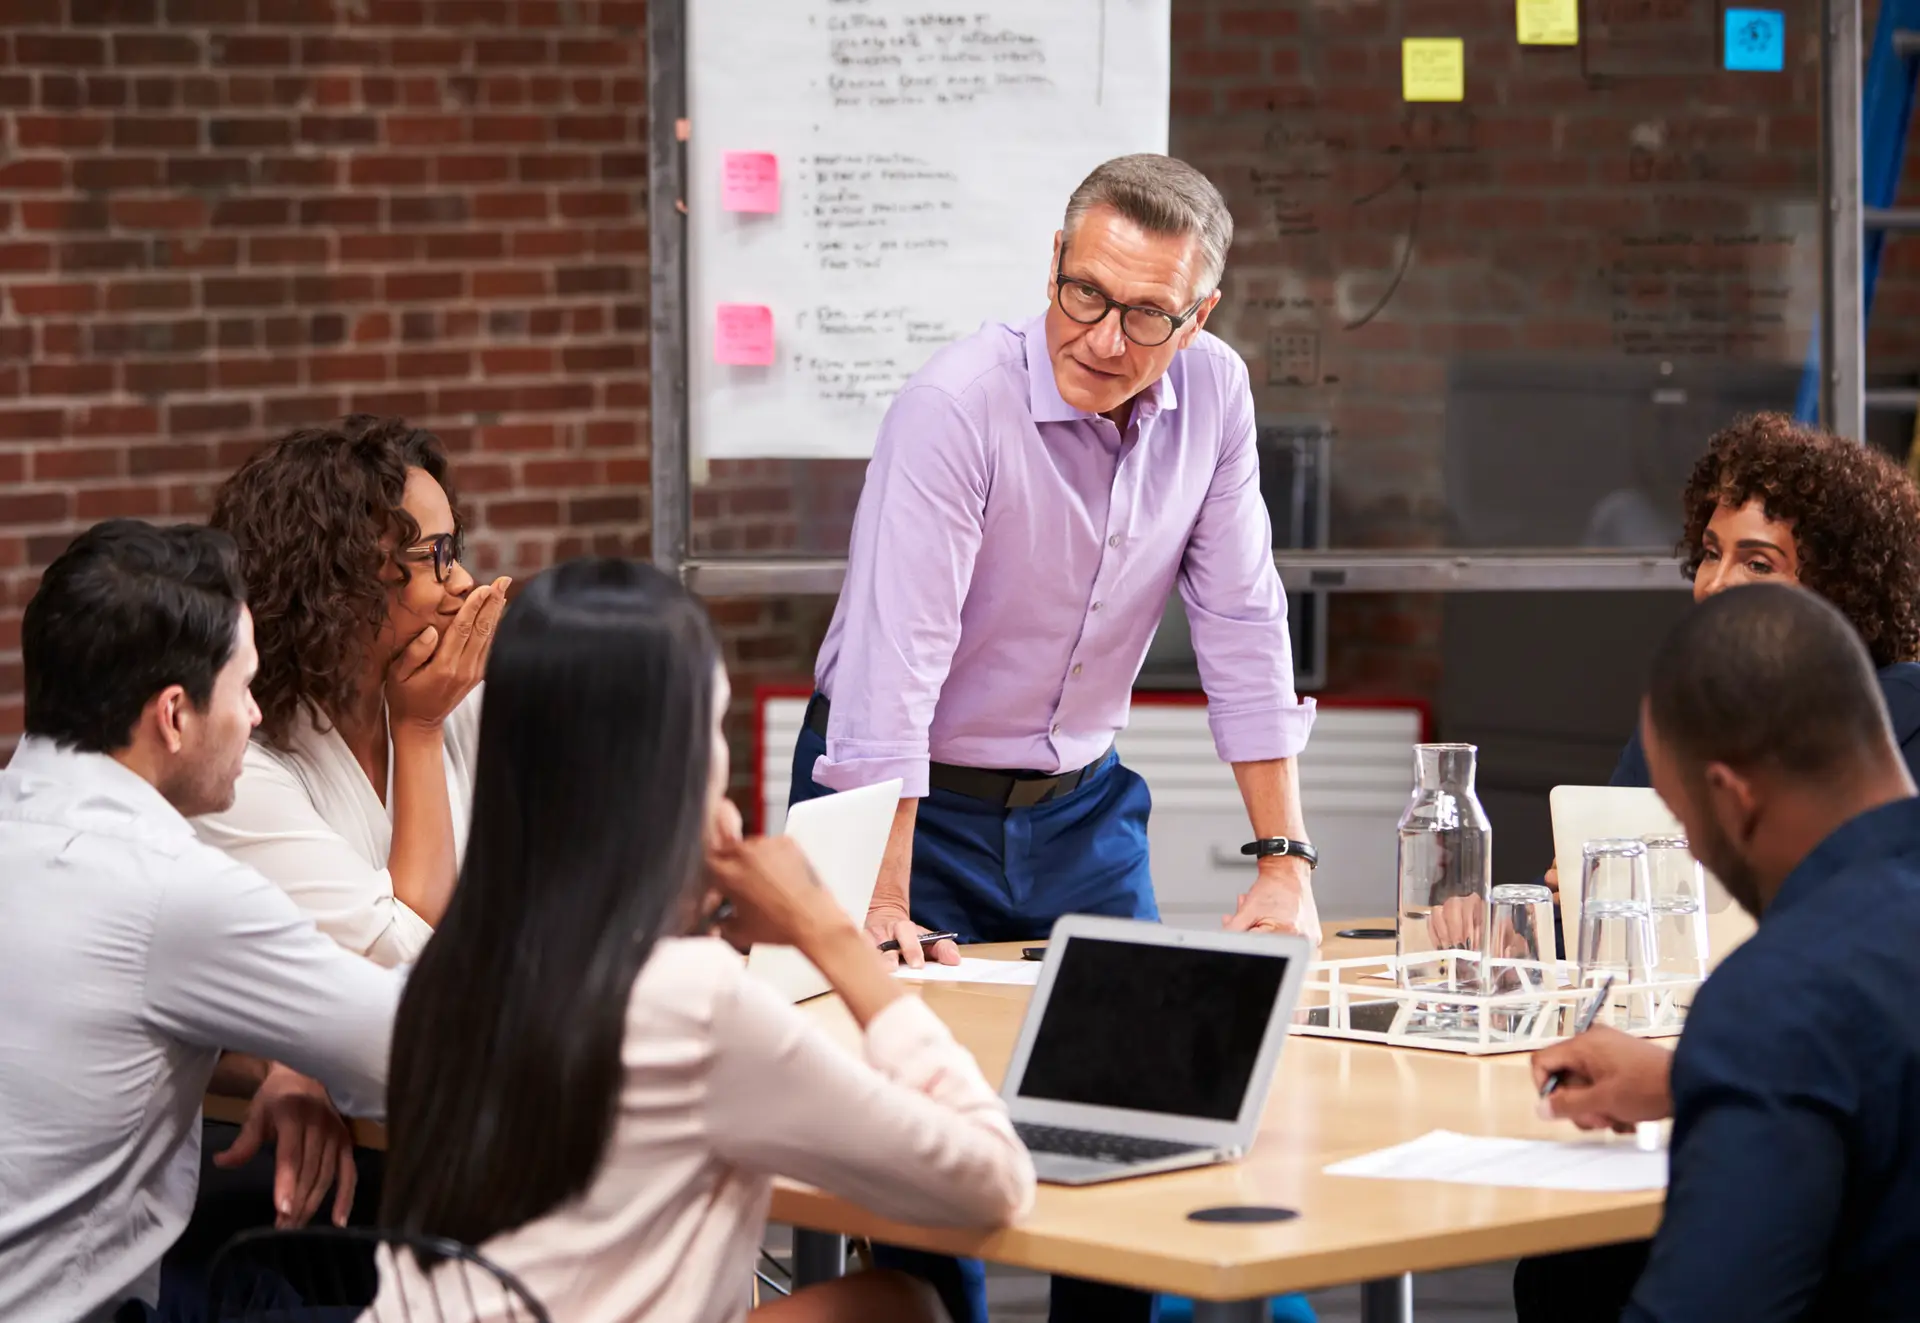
(877, 931, 959, 954)
(1540, 977, 1614, 1099)
(1531, 979, 1676, 1131)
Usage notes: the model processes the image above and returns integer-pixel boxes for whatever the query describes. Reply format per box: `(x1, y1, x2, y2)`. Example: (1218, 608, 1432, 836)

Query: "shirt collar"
(5, 734, 195, 842)
(1021, 314, 1180, 425)
(1768, 795, 1920, 920)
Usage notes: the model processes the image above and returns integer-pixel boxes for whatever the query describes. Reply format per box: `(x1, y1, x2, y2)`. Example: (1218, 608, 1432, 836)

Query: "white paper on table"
(1324, 1129, 1668, 1192)
(892, 958, 1041, 987)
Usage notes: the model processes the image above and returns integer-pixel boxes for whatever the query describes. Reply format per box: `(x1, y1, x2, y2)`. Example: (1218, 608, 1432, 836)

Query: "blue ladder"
(1795, 0, 1920, 423)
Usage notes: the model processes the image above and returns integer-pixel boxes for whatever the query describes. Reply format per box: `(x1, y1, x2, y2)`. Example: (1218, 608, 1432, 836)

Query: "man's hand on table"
(863, 900, 960, 970)
(1532, 1026, 1674, 1133)
(215, 1064, 356, 1228)
(1224, 857, 1323, 947)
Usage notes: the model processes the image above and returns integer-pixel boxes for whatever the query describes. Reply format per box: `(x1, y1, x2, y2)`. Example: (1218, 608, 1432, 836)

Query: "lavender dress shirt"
(814, 314, 1315, 799)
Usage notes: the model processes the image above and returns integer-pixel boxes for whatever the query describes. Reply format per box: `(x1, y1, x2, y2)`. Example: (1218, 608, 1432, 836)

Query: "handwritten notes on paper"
(1326, 1130, 1668, 1193)
(1517, 0, 1579, 45)
(1402, 38, 1466, 102)
(687, 0, 1170, 458)
(722, 151, 781, 213)
(715, 304, 775, 366)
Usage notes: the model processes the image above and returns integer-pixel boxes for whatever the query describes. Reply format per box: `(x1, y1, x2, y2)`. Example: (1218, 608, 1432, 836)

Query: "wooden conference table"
(206, 926, 1663, 1322)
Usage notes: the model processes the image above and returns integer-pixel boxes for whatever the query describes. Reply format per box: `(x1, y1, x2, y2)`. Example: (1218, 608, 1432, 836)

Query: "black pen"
(1540, 976, 1616, 1098)
(877, 931, 959, 954)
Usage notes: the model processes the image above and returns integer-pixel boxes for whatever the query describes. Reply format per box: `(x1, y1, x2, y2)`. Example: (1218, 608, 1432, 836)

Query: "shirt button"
(1072, 663, 1083, 676)
(1108, 534, 1121, 547)
(1051, 723, 1062, 736)
(1090, 601, 1102, 612)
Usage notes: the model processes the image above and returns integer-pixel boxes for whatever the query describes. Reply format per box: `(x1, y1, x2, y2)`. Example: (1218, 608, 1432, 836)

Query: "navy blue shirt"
(1624, 796, 1920, 1323)
(1611, 662, 1920, 787)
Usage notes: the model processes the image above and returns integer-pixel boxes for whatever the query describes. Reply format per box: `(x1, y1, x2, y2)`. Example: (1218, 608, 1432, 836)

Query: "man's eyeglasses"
(401, 532, 463, 584)
(1053, 246, 1209, 348)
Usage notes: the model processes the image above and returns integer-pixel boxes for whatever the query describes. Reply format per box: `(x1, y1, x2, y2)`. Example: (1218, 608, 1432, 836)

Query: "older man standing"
(788, 154, 1318, 1323)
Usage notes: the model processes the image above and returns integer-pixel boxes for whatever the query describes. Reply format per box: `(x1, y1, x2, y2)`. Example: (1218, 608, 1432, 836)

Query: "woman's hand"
(708, 836, 851, 955)
(714, 836, 907, 1029)
(386, 577, 510, 730)
(1544, 862, 1560, 893)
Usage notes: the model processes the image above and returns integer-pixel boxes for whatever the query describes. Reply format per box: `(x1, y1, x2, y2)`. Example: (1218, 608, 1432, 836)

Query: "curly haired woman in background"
(194, 416, 511, 967)
(1607, 412, 1920, 785)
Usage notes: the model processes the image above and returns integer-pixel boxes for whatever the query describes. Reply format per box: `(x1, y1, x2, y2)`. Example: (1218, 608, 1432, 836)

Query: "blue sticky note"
(1724, 8, 1785, 71)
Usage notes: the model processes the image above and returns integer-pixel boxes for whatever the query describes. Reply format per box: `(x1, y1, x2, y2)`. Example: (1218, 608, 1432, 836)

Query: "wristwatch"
(1240, 837, 1318, 868)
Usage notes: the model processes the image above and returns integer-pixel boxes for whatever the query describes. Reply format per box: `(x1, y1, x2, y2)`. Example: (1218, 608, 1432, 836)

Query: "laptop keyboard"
(1014, 1122, 1209, 1165)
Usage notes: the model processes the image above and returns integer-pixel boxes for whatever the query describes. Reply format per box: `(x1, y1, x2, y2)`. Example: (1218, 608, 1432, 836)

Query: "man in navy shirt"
(1531, 583, 1920, 1322)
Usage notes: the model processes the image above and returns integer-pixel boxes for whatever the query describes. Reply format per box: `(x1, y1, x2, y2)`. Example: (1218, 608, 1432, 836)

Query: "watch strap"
(1240, 837, 1318, 868)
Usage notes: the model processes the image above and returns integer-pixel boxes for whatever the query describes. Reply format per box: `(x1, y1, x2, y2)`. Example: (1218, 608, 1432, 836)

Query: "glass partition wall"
(648, 0, 1886, 684)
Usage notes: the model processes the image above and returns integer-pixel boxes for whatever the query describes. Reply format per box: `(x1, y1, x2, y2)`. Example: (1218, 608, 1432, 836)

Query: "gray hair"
(1062, 154, 1234, 299)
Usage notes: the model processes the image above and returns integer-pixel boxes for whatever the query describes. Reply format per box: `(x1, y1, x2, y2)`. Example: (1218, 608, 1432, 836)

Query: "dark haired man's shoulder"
(1688, 839, 1920, 1055)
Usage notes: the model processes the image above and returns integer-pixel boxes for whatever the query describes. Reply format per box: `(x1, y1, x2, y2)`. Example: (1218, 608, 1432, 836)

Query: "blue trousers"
(789, 720, 1158, 1323)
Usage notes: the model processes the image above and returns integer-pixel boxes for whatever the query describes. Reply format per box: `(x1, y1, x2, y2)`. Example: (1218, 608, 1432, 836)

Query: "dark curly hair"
(209, 415, 463, 749)
(1680, 413, 1920, 667)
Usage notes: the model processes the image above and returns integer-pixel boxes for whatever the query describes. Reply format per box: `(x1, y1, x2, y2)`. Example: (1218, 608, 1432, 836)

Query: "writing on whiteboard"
(796, 304, 960, 405)
(801, 153, 959, 271)
(823, 9, 1056, 107)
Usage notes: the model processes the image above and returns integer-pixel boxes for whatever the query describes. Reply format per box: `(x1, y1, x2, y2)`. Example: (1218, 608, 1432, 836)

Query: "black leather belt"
(804, 694, 1104, 809)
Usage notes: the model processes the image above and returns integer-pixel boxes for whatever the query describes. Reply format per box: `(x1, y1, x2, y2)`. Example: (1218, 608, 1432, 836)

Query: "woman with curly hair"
(1607, 412, 1920, 786)
(193, 416, 511, 966)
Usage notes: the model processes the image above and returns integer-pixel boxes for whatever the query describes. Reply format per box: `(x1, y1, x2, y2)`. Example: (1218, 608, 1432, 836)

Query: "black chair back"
(206, 1225, 550, 1323)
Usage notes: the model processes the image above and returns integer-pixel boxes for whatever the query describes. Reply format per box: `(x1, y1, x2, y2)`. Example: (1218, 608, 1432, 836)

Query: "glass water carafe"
(1395, 743, 1494, 993)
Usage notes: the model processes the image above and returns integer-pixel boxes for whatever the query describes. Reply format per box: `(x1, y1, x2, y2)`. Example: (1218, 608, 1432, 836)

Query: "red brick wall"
(0, 0, 650, 747)
(0, 0, 1914, 806)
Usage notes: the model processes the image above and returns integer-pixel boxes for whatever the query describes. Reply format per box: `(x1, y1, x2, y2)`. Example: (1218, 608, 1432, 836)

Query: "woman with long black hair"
(375, 559, 1033, 1323)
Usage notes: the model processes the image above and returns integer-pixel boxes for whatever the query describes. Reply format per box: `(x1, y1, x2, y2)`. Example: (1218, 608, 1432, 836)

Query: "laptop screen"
(1015, 936, 1291, 1122)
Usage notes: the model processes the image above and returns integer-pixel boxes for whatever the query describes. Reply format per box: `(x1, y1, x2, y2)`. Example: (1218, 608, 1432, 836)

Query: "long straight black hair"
(380, 558, 720, 1245)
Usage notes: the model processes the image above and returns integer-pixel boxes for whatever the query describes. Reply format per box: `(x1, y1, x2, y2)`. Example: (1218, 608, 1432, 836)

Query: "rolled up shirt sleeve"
(1178, 351, 1315, 763)
(813, 385, 989, 799)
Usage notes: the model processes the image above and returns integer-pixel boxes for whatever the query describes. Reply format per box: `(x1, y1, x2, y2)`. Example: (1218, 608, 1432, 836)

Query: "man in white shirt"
(0, 519, 404, 1323)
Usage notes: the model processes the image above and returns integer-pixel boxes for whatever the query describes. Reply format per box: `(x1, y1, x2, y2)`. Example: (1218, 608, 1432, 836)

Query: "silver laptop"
(744, 778, 901, 1003)
(1001, 915, 1310, 1186)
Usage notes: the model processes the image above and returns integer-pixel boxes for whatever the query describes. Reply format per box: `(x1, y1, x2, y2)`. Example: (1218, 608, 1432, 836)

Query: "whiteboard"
(688, 0, 1171, 460)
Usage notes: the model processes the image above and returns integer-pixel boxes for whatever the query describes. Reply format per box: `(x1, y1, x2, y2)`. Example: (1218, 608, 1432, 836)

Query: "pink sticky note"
(722, 151, 780, 213)
(715, 303, 774, 366)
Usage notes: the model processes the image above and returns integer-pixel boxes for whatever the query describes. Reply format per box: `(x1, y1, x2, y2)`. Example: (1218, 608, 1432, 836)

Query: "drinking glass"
(1487, 882, 1556, 1037)
(1487, 882, 1556, 993)
(1642, 834, 1708, 984)
(1576, 838, 1657, 1025)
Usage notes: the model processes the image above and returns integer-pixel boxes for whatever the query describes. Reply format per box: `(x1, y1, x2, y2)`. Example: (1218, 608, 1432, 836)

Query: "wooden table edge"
(767, 1185, 1659, 1301)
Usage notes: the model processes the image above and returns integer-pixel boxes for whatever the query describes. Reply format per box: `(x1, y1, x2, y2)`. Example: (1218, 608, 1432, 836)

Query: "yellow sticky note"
(1402, 38, 1465, 102)
(1517, 0, 1579, 44)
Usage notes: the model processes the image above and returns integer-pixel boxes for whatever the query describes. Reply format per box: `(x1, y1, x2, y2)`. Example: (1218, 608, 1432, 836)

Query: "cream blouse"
(371, 937, 1035, 1323)
(192, 689, 482, 968)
